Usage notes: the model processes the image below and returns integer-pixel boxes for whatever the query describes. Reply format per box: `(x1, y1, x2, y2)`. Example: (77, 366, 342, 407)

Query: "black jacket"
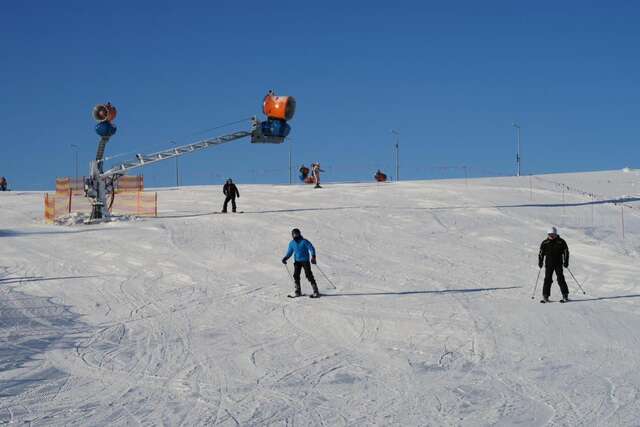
(539, 236, 569, 268)
(223, 183, 239, 198)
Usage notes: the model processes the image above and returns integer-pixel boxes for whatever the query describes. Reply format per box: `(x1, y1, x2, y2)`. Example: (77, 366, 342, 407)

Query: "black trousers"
(293, 261, 318, 294)
(543, 264, 569, 298)
(222, 196, 236, 212)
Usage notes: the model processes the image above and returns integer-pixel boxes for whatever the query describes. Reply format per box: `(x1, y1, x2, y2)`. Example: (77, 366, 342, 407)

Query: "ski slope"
(1, 170, 640, 426)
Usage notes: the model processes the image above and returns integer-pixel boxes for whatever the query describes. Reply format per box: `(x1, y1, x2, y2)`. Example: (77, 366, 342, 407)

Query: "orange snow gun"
(263, 91, 296, 121)
(92, 102, 117, 122)
(251, 90, 295, 143)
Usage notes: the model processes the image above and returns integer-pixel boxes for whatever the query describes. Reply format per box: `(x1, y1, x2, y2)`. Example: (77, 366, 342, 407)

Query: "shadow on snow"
(321, 285, 521, 297)
(0, 288, 90, 398)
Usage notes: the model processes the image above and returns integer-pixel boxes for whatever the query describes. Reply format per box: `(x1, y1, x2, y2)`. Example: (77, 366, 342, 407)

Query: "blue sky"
(1, 1, 639, 189)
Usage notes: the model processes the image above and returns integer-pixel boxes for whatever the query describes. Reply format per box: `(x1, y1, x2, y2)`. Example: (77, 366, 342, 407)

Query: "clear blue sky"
(1, 1, 639, 189)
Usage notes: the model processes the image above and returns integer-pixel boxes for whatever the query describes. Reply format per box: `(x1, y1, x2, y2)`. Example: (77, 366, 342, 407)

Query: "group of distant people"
(298, 163, 323, 188)
(298, 164, 389, 185)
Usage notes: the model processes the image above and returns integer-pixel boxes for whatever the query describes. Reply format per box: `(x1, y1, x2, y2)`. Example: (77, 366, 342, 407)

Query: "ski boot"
(310, 284, 321, 298)
(540, 296, 550, 303)
(560, 295, 570, 303)
(288, 285, 303, 299)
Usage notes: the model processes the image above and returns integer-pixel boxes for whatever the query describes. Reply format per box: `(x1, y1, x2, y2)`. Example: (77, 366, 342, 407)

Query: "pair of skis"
(287, 293, 321, 299)
(540, 298, 570, 304)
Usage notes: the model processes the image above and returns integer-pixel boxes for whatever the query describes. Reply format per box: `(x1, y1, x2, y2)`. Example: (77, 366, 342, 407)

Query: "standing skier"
(222, 178, 240, 213)
(538, 226, 570, 303)
(311, 163, 323, 188)
(0, 176, 6, 191)
(282, 228, 320, 298)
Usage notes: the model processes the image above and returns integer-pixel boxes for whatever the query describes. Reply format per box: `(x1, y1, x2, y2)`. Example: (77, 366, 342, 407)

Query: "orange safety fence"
(116, 175, 144, 193)
(44, 190, 157, 223)
(110, 192, 157, 216)
(55, 175, 143, 196)
(56, 177, 85, 195)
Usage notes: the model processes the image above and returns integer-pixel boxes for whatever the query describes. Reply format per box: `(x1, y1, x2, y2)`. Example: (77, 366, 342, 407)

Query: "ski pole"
(566, 267, 587, 295)
(316, 264, 337, 290)
(531, 267, 542, 300)
(283, 263, 297, 287)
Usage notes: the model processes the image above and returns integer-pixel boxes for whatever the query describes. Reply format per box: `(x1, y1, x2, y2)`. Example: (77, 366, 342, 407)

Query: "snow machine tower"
(84, 91, 295, 221)
(87, 103, 118, 220)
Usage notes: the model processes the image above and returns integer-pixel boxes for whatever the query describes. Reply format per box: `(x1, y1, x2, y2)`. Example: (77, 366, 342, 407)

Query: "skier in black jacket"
(222, 178, 240, 213)
(538, 226, 570, 302)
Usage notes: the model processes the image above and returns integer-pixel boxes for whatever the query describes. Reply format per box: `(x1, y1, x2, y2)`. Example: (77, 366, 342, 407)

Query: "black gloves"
(282, 258, 287, 264)
(564, 262, 569, 268)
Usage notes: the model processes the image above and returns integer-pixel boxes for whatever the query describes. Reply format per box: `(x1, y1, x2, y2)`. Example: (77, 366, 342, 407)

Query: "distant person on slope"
(0, 176, 6, 191)
(311, 163, 324, 188)
(222, 178, 240, 213)
(282, 228, 320, 298)
(538, 226, 570, 303)
(374, 170, 387, 182)
(299, 164, 310, 182)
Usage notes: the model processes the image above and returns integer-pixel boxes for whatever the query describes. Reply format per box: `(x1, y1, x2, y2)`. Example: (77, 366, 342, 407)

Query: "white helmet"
(547, 226, 558, 235)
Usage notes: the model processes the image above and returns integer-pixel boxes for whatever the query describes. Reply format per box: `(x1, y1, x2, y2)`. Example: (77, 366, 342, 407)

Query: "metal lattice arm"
(100, 131, 252, 178)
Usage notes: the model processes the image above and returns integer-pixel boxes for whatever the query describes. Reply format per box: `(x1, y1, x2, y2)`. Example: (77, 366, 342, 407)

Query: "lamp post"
(392, 130, 400, 182)
(171, 141, 179, 187)
(513, 122, 521, 177)
(70, 144, 79, 181)
(288, 138, 293, 185)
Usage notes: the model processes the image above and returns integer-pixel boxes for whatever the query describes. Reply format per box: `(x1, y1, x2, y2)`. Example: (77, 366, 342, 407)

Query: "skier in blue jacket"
(282, 228, 320, 298)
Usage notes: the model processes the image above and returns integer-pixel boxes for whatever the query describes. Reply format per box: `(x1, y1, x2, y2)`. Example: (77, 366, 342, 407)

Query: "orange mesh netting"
(44, 190, 156, 222)
(116, 176, 144, 193)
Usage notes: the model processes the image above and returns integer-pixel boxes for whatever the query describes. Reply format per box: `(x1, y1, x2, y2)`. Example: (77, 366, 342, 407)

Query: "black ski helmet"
(291, 228, 301, 238)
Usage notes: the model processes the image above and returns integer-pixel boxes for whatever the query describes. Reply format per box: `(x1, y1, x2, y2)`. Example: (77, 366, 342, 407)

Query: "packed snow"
(1, 170, 639, 425)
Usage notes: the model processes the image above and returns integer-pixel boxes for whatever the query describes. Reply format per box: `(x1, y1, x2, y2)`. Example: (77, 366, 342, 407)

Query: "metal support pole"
(289, 138, 292, 185)
(171, 141, 179, 187)
(392, 129, 399, 182)
(621, 205, 625, 240)
(513, 123, 521, 177)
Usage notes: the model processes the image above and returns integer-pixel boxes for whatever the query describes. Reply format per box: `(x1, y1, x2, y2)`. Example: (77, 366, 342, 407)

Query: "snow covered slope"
(1, 170, 639, 425)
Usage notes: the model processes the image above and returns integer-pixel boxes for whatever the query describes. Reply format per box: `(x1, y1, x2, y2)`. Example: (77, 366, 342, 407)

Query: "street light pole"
(171, 141, 179, 187)
(513, 123, 521, 177)
(288, 138, 292, 185)
(70, 144, 79, 181)
(392, 130, 400, 182)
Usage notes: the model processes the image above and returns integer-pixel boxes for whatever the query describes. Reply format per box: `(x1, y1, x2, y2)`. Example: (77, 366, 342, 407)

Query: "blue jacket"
(283, 238, 316, 262)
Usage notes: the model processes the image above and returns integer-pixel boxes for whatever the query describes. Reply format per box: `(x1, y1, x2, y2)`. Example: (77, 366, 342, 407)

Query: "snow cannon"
(263, 92, 296, 121)
(93, 103, 117, 122)
(95, 120, 117, 137)
(251, 90, 295, 143)
(93, 102, 118, 138)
